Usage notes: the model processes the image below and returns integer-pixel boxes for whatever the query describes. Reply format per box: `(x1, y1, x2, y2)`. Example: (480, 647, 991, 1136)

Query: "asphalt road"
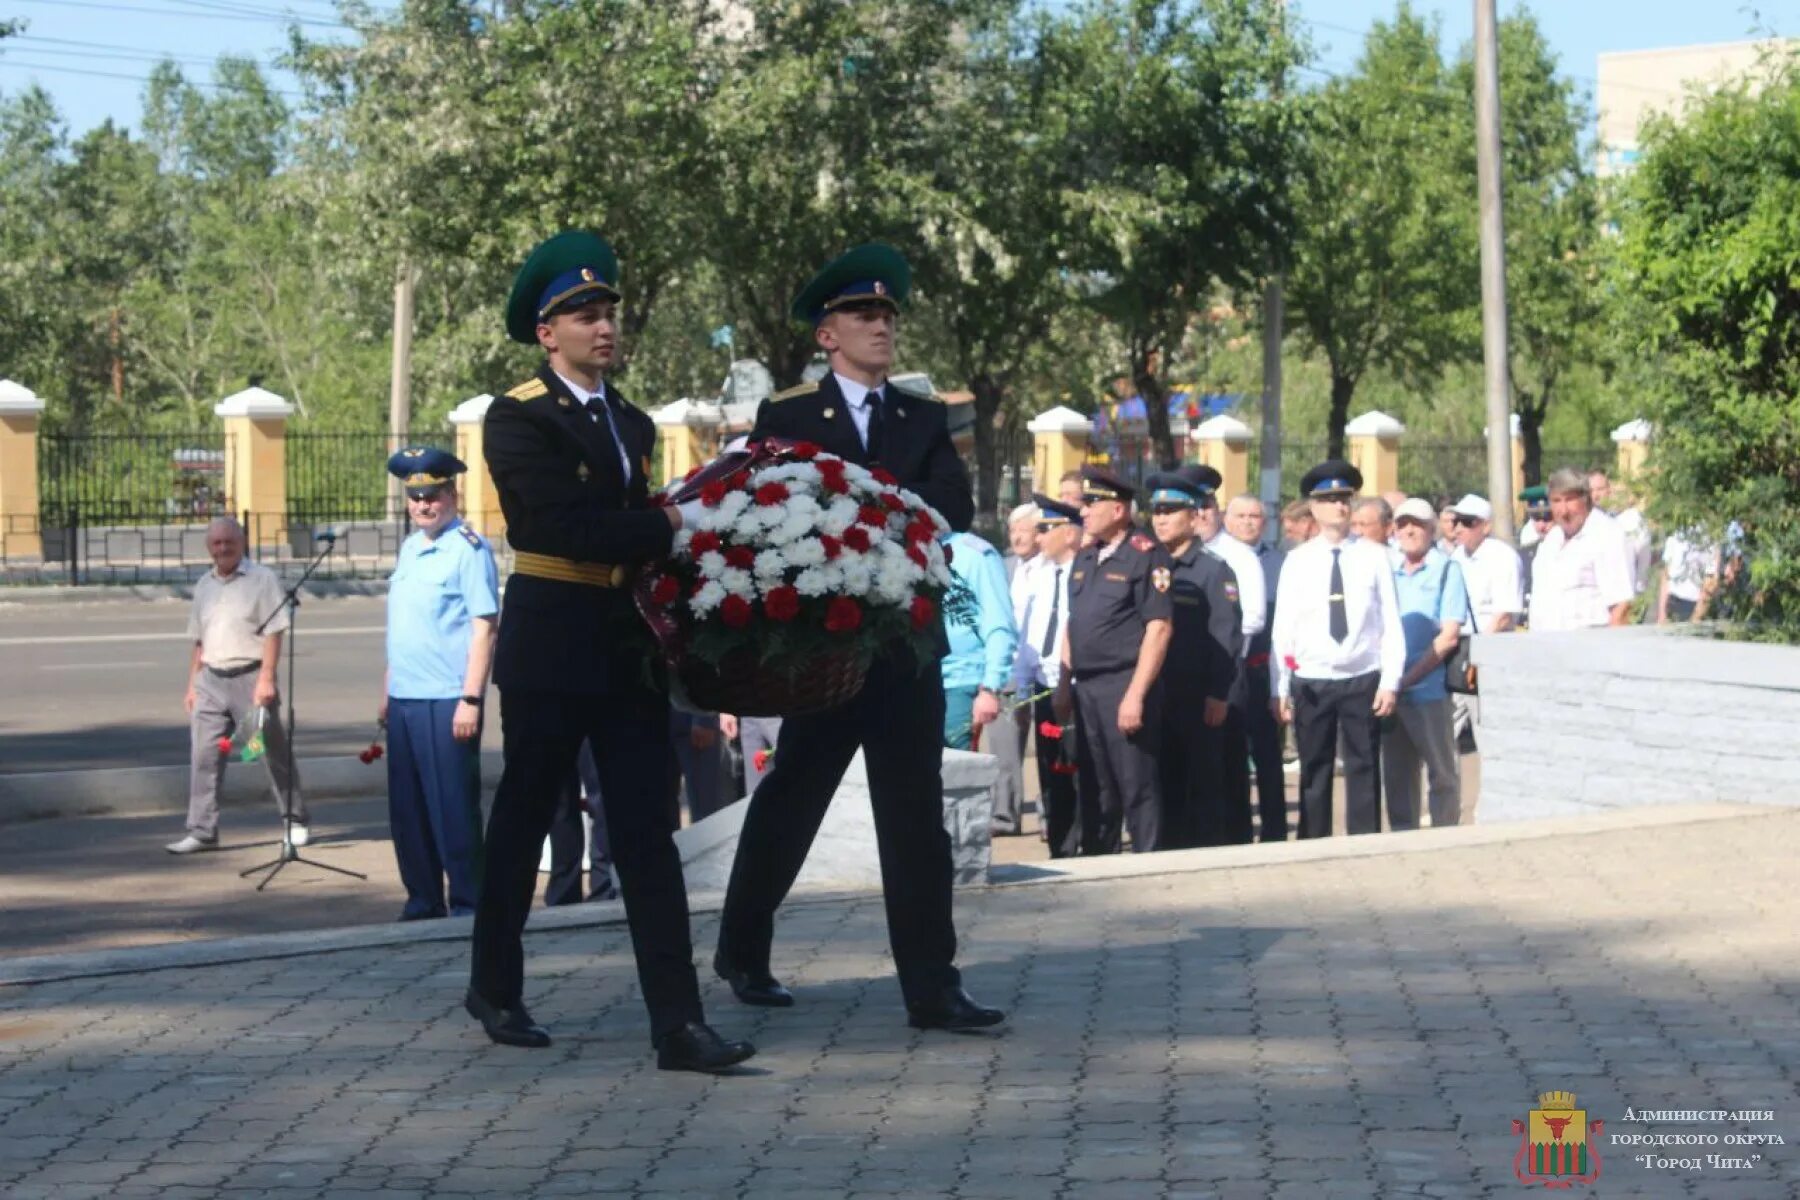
(0, 595, 500, 776)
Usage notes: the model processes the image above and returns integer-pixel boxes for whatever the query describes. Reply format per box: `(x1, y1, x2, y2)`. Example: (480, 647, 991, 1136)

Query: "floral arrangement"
(637, 438, 954, 713)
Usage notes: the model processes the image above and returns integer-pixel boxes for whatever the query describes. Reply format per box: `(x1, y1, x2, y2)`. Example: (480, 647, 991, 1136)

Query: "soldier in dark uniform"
(714, 244, 1004, 1034)
(1145, 471, 1245, 848)
(466, 230, 754, 1074)
(1055, 466, 1174, 854)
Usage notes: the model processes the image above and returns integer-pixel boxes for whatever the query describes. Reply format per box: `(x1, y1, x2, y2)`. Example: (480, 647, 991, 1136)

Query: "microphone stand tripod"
(240, 533, 368, 892)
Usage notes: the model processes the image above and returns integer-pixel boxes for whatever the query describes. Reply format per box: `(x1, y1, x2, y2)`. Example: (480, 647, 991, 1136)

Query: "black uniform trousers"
(1032, 693, 1080, 858)
(1158, 704, 1252, 851)
(1243, 656, 1288, 841)
(470, 685, 702, 1042)
(1072, 669, 1162, 854)
(544, 741, 614, 907)
(1292, 671, 1382, 839)
(717, 654, 959, 1004)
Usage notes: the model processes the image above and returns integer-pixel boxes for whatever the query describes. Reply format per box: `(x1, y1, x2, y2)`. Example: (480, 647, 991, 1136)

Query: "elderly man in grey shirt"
(166, 517, 308, 854)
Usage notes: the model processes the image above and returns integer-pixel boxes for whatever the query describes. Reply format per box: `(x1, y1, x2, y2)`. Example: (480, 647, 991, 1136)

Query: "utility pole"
(387, 261, 417, 519)
(1259, 0, 1287, 515)
(1473, 0, 1516, 542)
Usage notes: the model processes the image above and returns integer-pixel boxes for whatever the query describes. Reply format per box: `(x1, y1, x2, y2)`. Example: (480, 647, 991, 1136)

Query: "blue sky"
(0, 0, 1793, 137)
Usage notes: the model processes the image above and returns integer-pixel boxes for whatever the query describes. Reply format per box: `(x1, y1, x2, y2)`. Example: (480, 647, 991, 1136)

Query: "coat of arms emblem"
(1511, 1091, 1603, 1188)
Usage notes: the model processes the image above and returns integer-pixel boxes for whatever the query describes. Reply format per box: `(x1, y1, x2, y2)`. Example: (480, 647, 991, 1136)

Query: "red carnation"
(724, 545, 756, 569)
(359, 748, 374, 765)
(720, 595, 753, 628)
(370, 743, 384, 761)
(752, 749, 773, 772)
(824, 596, 863, 633)
(905, 518, 933, 544)
(906, 543, 929, 569)
(909, 594, 936, 630)
(216, 737, 233, 755)
(700, 481, 727, 507)
(858, 505, 887, 527)
(871, 467, 898, 486)
(689, 530, 721, 555)
(1282, 654, 1299, 673)
(649, 575, 680, 606)
(726, 470, 751, 491)
(842, 526, 872, 553)
(790, 442, 821, 461)
(1037, 720, 1063, 741)
(819, 534, 842, 560)
(754, 481, 790, 506)
(818, 462, 850, 495)
(880, 493, 905, 512)
(763, 585, 801, 622)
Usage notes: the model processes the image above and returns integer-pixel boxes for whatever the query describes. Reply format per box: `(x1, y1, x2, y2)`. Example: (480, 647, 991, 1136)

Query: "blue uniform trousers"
(386, 697, 484, 918)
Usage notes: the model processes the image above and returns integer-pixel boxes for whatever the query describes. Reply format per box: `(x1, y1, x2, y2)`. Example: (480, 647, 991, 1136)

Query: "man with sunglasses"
(1270, 460, 1405, 838)
(381, 448, 497, 922)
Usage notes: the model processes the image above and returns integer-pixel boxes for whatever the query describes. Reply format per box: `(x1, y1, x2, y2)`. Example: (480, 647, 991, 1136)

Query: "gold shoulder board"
(506, 378, 547, 401)
(770, 381, 820, 403)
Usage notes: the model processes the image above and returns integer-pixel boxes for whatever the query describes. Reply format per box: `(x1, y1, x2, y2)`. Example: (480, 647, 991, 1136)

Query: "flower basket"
(635, 437, 951, 717)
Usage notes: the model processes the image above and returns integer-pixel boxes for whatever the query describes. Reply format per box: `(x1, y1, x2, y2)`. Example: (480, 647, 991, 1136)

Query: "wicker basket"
(673, 646, 868, 717)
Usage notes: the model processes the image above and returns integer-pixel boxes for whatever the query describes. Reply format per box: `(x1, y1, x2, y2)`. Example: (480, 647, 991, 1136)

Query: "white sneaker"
(166, 835, 218, 855)
(287, 823, 311, 848)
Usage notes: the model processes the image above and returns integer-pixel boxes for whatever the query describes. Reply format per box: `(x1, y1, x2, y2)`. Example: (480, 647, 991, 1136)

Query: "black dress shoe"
(464, 989, 551, 1048)
(655, 1021, 756, 1074)
(907, 986, 1006, 1032)
(713, 954, 794, 1008)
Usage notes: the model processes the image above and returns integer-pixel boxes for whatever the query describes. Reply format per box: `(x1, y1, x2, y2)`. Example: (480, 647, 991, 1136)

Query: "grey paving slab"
(0, 808, 1795, 1198)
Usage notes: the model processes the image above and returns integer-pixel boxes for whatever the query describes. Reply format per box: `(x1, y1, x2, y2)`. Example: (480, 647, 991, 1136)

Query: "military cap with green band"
(792, 243, 911, 324)
(506, 231, 622, 345)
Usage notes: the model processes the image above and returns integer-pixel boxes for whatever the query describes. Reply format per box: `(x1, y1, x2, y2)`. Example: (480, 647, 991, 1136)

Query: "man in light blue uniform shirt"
(941, 531, 1019, 751)
(1383, 497, 1468, 831)
(382, 447, 500, 920)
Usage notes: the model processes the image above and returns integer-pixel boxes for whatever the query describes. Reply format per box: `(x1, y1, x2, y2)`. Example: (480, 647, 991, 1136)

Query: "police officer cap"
(506, 230, 622, 345)
(387, 446, 467, 497)
(1079, 465, 1135, 505)
(792, 243, 910, 324)
(1519, 483, 1551, 514)
(1144, 471, 1203, 509)
(1300, 458, 1363, 498)
(1033, 492, 1082, 526)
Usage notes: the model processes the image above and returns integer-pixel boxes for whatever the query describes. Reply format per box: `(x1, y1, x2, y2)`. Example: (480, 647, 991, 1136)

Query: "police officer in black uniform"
(1056, 466, 1174, 854)
(713, 244, 1004, 1034)
(1145, 470, 1245, 848)
(466, 230, 754, 1073)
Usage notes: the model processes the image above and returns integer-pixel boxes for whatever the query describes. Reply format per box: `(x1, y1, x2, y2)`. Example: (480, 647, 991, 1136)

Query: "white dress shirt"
(1204, 530, 1265, 643)
(1009, 553, 1042, 628)
(1661, 530, 1719, 604)
(833, 372, 884, 450)
(1011, 555, 1073, 692)
(1529, 514, 1635, 631)
(189, 560, 288, 669)
(1453, 536, 1524, 633)
(1271, 536, 1405, 697)
(553, 370, 633, 482)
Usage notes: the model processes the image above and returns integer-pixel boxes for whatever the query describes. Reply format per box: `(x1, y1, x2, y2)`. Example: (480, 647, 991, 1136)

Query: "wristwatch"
(459, 695, 484, 708)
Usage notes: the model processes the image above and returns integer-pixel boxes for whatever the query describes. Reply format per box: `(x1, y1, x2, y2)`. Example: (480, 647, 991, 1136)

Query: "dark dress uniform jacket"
(484, 365, 671, 694)
(1163, 543, 1242, 706)
(1067, 532, 1175, 679)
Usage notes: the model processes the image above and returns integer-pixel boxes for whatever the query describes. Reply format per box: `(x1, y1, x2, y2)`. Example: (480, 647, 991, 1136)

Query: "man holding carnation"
(714, 245, 1006, 1033)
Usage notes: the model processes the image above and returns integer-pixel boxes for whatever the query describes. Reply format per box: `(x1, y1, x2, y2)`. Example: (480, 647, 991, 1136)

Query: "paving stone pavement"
(1, 808, 1796, 1199)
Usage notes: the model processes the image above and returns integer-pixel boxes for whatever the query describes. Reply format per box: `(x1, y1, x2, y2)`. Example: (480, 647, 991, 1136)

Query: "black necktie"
(1040, 567, 1063, 657)
(865, 388, 884, 460)
(1329, 548, 1349, 642)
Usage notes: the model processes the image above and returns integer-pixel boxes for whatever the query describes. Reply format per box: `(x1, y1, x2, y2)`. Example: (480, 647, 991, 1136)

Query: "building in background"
(1597, 38, 1794, 177)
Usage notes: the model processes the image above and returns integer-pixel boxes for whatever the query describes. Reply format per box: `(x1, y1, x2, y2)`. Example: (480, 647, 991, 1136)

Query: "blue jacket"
(940, 532, 1018, 693)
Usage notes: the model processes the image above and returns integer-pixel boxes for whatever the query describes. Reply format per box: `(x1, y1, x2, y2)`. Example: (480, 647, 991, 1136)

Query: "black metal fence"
(39, 431, 229, 529)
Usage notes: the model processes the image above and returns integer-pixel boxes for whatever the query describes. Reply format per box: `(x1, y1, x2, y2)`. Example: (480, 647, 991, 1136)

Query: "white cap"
(1394, 497, 1437, 524)
(1449, 494, 1493, 521)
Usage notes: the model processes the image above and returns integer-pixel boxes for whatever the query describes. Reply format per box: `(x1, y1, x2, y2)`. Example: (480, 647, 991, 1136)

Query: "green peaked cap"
(506, 231, 621, 345)
(791, 243, 911, 323)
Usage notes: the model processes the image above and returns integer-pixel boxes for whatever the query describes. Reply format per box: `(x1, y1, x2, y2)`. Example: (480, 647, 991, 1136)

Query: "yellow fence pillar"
(214, 386, 292, 551)
(1612, 418, 1652, 486)
(448, 393, 502, 540)
(1189, 414, 1252, 501)
(1344, 410, 1405, 497)
(652, 399, 723, 492)
(0, 380, 46, 560)
(1027, 406, 1094, 494)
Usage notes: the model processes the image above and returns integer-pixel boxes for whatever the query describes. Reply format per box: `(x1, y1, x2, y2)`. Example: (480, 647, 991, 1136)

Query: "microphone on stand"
(315, 529, 340, 544)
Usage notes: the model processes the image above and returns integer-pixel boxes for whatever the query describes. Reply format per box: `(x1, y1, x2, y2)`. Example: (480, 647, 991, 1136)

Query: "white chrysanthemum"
(768, 512, 816, 546)
(718, 567, 755, 598)
(820, 497, 859, 537)
(753, 548, 788, 579)
(672, 528, 694, 555)
(793, 566, 833, 597)
(784, 537, 826, 568)
(689, 580, 727, 616)
(839, 558, 874, 596)
(698, 550, 727, 577)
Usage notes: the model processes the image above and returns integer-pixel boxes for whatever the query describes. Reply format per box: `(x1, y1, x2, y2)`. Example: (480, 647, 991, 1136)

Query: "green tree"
(1613, 52, 1800, 634)
(1284, 5, 1475, 458)
(1049, 0, 1301, 468)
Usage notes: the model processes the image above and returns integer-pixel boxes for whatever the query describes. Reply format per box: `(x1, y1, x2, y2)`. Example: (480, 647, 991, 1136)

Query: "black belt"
(204, 661, 261, 678)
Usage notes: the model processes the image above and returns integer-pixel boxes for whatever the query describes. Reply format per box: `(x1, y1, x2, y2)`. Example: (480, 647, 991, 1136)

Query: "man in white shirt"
(991, 503, 1042, 835)
(1590, 469, 1652, 595)
(1658, 528, 1720, 623)
(1011, 494, 1082, 856)
(1271, 460, 1405, 838)
(1530, 468, 1636, 631)
(168, 517, 307, 855)
(1448, 494, 1522, 633)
